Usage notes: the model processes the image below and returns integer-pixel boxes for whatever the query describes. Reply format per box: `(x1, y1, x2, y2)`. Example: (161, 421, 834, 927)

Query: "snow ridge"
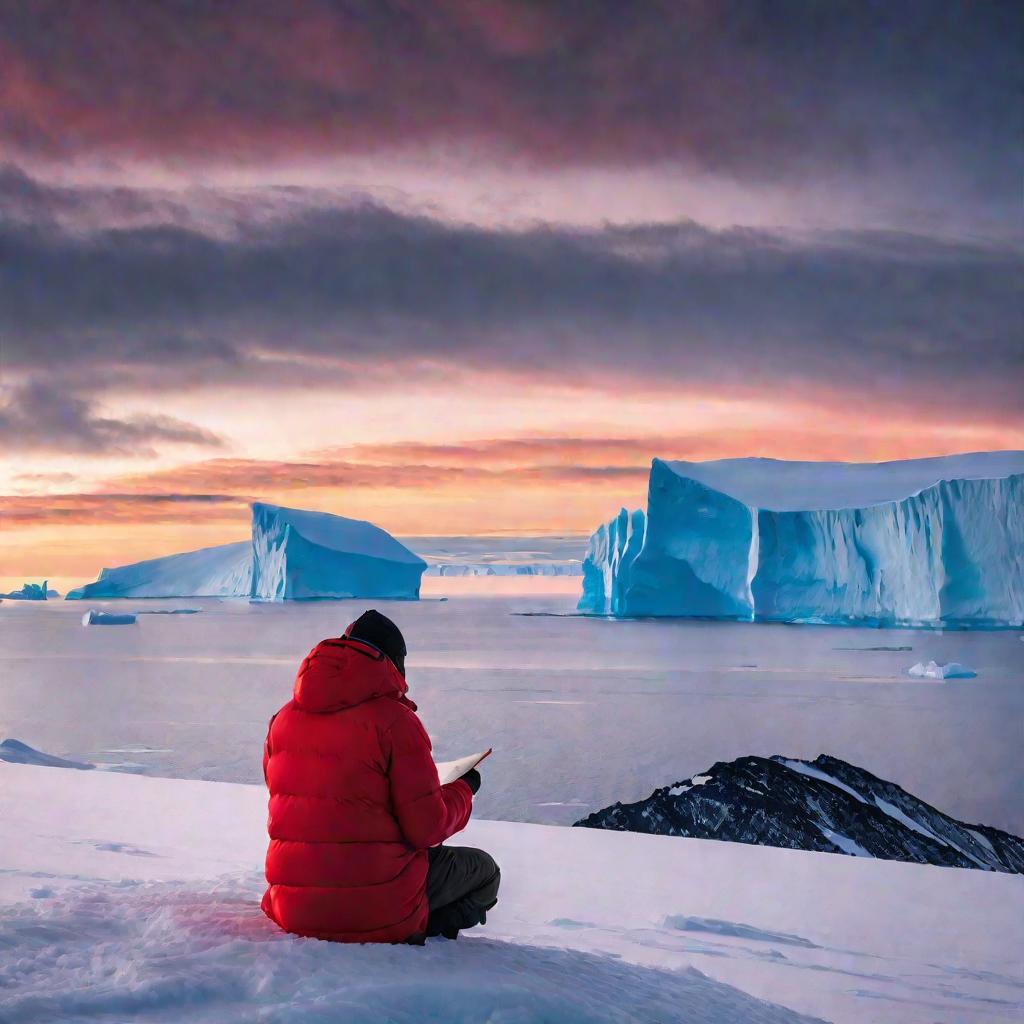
(574, 753, 1024, 873)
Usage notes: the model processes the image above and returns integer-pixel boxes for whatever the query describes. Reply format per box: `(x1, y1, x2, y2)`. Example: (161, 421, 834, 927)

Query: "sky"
(1, 0, 1022, 579)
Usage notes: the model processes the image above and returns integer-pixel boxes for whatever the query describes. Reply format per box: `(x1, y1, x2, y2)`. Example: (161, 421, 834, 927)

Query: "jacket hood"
(292, 637, 415, 713)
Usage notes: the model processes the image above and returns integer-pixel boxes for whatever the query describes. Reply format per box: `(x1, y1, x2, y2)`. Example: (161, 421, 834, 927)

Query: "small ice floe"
(82, 609, 138, 626)
(908, 660, 977, 680)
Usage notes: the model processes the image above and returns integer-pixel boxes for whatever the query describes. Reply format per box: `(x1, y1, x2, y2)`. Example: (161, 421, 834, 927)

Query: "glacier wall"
(579, 455, 1024, 627)
(249, 503, 426, 601)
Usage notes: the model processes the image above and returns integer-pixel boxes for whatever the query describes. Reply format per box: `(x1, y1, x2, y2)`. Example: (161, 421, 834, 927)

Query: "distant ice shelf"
(66, 504, 426, 601)
(425, 563, 581, 577)
(408, 535, 585, 577)
(579, 452, 1024, 627)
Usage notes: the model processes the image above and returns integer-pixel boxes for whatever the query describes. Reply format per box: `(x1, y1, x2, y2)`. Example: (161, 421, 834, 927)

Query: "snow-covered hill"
(580, 452, 1024, 626)
(576, 754, 1024, 872)
(2, 765, 1022, 1023)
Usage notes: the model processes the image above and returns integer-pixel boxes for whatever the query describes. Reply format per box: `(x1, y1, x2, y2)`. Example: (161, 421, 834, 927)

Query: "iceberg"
(579, 451, 1024, 627)
(66, 504, 427, 602)
(250, 502, 425, 600)
(66, 542, 252, 600)
(1, 580, 51, 600)
(81, 609, 138, 626)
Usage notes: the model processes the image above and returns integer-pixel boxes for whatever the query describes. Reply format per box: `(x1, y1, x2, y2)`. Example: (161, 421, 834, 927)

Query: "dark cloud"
(0, 380, 224, 455)
(2, 174, 1021, 429)
(1, 1, 1020, 212)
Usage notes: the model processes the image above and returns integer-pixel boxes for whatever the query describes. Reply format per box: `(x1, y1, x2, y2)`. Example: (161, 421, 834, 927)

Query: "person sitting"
(261, 609, 500, 943)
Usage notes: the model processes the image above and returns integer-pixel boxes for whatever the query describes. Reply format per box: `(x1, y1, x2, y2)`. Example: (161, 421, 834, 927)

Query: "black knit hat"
(346, 609, 407, 676)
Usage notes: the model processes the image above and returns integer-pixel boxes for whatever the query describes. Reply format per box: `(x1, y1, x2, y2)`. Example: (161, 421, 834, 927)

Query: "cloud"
(2, 176, 1021, 431)
(0, 380, 224, 455)
(11, 418, 1019, 529)
(108, 455, 648, 496)
(1, 1, 1020, 212)
(0, 492, 245, 527)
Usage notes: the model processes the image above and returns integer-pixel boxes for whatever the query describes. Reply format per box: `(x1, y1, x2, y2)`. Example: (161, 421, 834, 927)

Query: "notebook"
(434, 749, 492, 786)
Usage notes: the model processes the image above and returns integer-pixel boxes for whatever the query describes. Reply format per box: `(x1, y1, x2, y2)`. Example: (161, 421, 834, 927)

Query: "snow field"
(2, 765, 1022, 1024)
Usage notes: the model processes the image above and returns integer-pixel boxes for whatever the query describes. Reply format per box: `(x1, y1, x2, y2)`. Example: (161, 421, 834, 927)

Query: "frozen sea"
(2, 579, 1023, 835)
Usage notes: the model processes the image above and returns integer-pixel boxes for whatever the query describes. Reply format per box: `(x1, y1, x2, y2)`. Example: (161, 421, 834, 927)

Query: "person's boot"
(427, 896, 491, 939)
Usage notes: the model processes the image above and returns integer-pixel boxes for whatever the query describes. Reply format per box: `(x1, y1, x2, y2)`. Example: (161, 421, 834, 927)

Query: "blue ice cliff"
(66, 504, 426, 601)
(249, 502, 426, 601)
(579, 452, 1024, 627)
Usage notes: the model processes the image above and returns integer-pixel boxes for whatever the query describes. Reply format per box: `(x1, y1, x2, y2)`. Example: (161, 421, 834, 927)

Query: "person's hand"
(462, 768, 481, 795)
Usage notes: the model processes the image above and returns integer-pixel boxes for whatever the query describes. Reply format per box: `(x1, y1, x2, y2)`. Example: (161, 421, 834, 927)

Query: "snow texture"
(66, 542, 252, 600)
(576, 753, 1024, 873)
(579, 452, 1024, 627)
(250, 502, 426, 601)
(81, 609, 138, 626)
(908, 660, 977, 679)
(3, 765, 1023, 1024)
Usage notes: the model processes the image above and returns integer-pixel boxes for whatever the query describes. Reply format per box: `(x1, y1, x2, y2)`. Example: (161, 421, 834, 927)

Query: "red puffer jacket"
(261, 637, 473, 942)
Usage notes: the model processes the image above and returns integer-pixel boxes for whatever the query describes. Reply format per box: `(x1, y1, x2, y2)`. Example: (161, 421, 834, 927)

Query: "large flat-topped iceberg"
(66, 542, 252, 600)
(66, 504, 426, 601)
(250, 502, 426, 600)
(658, 451, 1024, 511)
(579, 452, 1024, 627)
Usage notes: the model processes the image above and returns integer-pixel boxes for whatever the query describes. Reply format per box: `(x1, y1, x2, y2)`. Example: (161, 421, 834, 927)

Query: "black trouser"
(422, 845, 500, 939)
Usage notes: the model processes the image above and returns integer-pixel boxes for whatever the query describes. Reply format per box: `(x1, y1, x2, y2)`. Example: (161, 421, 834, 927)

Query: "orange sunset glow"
(4, 379, 1022, 582)
(2, 2, 1021, 588)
